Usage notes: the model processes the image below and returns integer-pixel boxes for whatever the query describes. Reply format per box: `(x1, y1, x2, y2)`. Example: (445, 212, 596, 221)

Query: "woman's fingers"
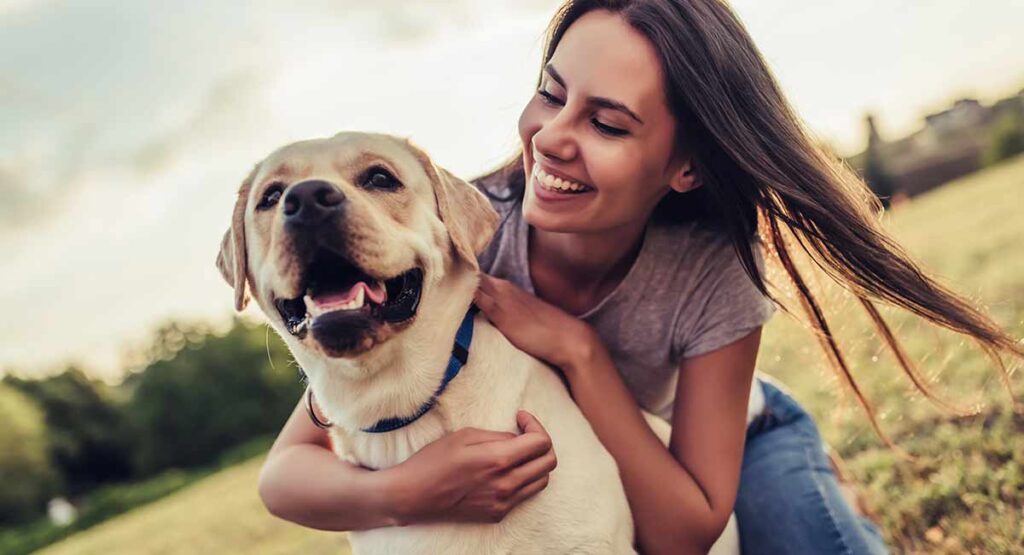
(478, 273, 496, 292)
(459, 427, 518, 445)
(516, 410, 547, 435)
(507, 474, 550, 506)
(473, 289, 496, 314)
(503, 448, 557, 491)
(464, 413, 553, 471)
(471, 431, 551, 470)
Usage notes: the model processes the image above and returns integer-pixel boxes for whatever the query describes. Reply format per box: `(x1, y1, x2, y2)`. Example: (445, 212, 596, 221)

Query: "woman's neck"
(528, 219, 648, 315)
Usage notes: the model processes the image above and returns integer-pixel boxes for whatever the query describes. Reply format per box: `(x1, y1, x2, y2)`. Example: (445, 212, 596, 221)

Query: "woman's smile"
(531, 163, 596, 203)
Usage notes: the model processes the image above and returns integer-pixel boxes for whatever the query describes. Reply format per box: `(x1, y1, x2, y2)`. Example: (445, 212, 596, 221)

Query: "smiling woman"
(468, 1, 1023, 554)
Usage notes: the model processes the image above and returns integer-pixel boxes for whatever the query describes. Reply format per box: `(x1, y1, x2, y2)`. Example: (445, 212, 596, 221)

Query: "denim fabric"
(736, 378, 889, 555)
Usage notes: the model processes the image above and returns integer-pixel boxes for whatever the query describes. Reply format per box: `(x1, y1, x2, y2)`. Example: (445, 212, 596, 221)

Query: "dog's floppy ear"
(216, 166, 258, 311)
(407, 142, 499, 270)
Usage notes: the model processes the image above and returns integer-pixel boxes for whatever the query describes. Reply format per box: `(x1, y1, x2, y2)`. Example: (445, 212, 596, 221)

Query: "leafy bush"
(986, 112, 1024, 165)
(0, 385, 60, 525)
(124, 320, 301, 475)
(4, 369, 135, 496)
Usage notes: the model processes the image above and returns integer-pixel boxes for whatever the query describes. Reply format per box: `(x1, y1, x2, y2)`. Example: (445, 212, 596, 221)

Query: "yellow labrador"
(216, 132, 738, 554)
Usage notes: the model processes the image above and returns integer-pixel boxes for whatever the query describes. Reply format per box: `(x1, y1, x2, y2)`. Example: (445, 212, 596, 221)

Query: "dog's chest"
(328, 411, 449, 469)
(329, 333, 530, 470)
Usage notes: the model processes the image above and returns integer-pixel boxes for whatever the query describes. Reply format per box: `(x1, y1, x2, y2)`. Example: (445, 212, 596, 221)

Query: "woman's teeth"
(534, 167, 592, 193)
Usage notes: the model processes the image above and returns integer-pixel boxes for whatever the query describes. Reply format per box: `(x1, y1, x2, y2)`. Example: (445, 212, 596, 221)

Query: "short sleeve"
(470, 176, 517, 276)
(677, 239, 776, 359)
(477, 239, 498, 274)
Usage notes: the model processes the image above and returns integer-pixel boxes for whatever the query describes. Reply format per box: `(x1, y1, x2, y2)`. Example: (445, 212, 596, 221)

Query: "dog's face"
(216, 132, 498, 364)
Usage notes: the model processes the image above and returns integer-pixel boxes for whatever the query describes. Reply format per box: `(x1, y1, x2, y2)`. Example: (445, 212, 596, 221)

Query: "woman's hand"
(389, 410, 557, 525)
(474, 274, 601, 370)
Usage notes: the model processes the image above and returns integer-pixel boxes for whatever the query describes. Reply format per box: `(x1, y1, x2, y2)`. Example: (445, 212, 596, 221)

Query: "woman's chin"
(522, 199, 591, 233)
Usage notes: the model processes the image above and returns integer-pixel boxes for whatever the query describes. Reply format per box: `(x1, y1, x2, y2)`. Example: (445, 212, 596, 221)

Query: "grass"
(0, 437, 281, 555)
(35, 456, 348, 555)
(758, 155, 1024, 554)
(39, 155, 1024, 554)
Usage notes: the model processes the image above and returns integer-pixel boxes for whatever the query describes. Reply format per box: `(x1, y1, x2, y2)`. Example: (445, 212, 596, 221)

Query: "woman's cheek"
(586, 146, 631, 192)
(518, 99, 545, 151)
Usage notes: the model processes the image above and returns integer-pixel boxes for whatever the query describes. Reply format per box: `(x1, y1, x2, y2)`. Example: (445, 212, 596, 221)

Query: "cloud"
(128, 69, 270, 175)
(0, 120, 96, 231)
(0, 0, 50, 17)
(0, 163, 44, 225)
(0, 0, 556, 378)
(0, 68, 269, 236)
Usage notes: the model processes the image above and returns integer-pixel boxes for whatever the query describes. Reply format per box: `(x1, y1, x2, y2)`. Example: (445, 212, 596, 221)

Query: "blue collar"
(361, 305, 479, 434)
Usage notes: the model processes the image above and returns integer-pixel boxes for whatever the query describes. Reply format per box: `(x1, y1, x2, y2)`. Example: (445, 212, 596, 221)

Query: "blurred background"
(1, 1, 1022, 553)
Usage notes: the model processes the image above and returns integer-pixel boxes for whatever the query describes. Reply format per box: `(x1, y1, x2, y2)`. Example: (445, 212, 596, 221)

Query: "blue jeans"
(735, 378, 889, 554)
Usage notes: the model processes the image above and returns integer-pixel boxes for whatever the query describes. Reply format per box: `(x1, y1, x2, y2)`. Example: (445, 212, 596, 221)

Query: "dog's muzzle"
(271, 179, 424, 354)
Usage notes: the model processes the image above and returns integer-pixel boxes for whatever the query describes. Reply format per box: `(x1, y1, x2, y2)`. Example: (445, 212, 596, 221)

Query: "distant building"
(849, 90, 1024, 198)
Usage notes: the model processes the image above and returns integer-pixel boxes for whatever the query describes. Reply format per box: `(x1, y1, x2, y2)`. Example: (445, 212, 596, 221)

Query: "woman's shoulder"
(647, 219, 761, 274)
(471, 173, 524, 276)
(646, 222, 775, 359)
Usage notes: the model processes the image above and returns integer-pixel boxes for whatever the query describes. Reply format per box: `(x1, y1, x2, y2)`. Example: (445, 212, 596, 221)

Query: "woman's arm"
(564, 329, 760, 555)
(258, 393, 401, 531)
(258, 391, 558, 531)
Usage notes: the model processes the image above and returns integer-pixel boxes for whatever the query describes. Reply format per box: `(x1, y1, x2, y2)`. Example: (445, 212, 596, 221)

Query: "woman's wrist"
(559, 325, 609, 380)
(377, 464, 418, 527)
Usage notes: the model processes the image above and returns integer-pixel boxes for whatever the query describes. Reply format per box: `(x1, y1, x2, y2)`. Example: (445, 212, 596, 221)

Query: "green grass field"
(41, 156, 1024, 554)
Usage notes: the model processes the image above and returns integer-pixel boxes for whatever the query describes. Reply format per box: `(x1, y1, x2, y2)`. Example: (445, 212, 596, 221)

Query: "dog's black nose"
(283, 180, 345, 226)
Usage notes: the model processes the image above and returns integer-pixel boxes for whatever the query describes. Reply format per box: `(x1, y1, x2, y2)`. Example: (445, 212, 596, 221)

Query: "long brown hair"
(477, 0, 1023, 446)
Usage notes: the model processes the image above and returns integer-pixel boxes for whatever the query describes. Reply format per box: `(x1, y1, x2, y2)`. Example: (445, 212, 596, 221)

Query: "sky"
(1, 0, 1022, 381)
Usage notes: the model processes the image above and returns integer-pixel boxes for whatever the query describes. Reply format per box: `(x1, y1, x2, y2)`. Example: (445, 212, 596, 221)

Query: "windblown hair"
(478, 0, 1023, 445)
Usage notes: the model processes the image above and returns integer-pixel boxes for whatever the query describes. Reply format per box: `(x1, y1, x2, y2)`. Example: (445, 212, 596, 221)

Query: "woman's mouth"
(531, 166, 595, 200)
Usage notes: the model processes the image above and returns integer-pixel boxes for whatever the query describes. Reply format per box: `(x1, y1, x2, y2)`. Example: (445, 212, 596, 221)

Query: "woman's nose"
(532, 113, 578, 163)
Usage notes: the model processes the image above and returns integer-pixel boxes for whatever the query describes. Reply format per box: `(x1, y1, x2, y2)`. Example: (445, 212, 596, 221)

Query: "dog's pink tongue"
(313, 282, 387, 308)
(365, 281, 386, 304)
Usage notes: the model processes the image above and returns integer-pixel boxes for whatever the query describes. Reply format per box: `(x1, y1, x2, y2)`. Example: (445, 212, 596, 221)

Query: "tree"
(124, 319, 302, 475)
(0, 385, 59, 524)
(862, 114, 896, 209)
(3, 368, 135, 496)
(986, 112, 1024, 165)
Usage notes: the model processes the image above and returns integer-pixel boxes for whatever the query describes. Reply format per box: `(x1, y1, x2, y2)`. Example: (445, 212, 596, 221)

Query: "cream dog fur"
(217, 132, 738, 554)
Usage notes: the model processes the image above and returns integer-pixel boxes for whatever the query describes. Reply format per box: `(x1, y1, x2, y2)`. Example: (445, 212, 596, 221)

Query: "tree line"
(0, 319, 304, 525)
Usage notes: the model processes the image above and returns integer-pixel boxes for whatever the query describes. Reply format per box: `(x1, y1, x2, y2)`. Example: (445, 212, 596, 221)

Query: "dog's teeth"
(304, 286, 366, 314)
(304, 295, 322, 318)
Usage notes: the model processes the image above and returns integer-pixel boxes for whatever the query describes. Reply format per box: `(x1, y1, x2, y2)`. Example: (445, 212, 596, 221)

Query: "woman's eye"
(256, 184, 285, 210)
(361, 167, 402, 190)
(538, 89, 565, 107)
(592, 119, 628, 137)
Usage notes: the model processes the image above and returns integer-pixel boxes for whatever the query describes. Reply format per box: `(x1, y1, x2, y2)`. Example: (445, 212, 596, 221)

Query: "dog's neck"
(300, 265, 480, 438)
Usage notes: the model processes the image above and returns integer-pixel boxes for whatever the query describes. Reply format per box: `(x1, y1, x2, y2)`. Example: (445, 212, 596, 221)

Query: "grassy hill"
(37, 456, 350, 555)
(41, 156, 1024, 554)
(758, 156, 1024, 554)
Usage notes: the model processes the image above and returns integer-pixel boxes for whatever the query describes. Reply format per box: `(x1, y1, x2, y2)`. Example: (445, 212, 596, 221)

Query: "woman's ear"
(669, 159, 701, 193)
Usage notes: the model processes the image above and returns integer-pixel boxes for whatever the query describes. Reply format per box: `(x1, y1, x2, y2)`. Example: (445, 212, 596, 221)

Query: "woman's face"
(518, 9, 691, 234)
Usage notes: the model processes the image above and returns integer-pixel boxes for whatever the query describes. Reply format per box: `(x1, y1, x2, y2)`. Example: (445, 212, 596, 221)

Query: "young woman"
(257, 1, 1023, 553)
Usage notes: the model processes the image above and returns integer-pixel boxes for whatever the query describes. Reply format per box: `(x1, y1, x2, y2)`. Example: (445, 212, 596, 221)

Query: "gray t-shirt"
(478, 197, 776, 422)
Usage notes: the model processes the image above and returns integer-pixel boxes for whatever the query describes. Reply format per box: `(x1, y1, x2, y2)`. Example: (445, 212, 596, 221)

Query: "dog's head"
(216, 132, 498, 364)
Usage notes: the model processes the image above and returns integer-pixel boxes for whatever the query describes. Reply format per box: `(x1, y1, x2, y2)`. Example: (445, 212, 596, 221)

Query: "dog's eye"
(257, 183, 285, 210)
(360, 167, 402, 190)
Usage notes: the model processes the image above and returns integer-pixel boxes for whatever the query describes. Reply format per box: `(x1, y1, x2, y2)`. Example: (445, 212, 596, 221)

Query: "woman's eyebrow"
(544, 63, 645, 125)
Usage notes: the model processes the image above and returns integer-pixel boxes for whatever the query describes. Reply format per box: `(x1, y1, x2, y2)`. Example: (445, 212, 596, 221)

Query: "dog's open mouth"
(274, 249, 423, 339)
